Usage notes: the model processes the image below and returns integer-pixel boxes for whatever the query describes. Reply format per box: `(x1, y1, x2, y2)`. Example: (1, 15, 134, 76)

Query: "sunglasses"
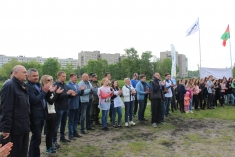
(47, 79, 53, 82)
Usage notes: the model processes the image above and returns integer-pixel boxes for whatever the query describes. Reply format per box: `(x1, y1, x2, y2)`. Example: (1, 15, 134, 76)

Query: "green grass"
(175, 105, 235, 120)
(127, 142, 147, 155)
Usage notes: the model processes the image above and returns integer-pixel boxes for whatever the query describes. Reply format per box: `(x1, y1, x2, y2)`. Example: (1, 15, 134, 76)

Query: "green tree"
(21, 60, 42, 76)
(188, 70, 199, 77)
(122, 47, 140, 78)
(61, 63, 76, 79)
(140, 51, 153, 78)
(123, 47, 139, 60)
(154, 58, 172, 77)
(42, 58, 61, 79)
(0, 58, 20, 80)
(86, 59, 108, 78)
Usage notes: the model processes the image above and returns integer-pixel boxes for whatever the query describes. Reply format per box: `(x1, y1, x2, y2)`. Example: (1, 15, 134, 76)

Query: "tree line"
(0, 48, 177, 81)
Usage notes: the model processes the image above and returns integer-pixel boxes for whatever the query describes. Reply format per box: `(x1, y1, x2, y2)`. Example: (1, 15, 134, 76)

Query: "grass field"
(39, 105, 235, 157)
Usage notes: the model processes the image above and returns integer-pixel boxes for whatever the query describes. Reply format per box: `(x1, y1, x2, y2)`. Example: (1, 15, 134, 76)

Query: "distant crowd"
(0, 64, 234, 157)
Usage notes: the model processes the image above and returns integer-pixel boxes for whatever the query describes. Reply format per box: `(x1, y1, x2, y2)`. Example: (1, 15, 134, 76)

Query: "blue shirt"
(130, 79, 139, 88)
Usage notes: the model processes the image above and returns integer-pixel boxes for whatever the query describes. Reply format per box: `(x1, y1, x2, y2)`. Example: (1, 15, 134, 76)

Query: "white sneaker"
(130, 121, 136, 126)
(152, 123, 157, 127)
(190, 111, 193, 113)
(125, 122, 128, 127)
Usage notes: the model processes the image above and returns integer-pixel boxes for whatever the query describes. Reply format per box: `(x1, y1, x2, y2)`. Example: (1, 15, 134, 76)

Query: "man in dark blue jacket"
(26, 68, 50, 157)
(149, 73, 165, 127)
(67, 74, 84, 140)
(52, 71, 74, 148)
(0, 65, 30, 157)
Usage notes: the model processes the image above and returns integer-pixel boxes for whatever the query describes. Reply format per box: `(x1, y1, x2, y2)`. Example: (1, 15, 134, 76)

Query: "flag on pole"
(221, 25, 230, 47)
(185, 18, 199, 36)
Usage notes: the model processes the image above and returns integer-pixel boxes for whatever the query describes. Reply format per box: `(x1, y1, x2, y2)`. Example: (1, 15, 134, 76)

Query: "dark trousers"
(193, 95, 199, 109)
(80, 101, 92, 131)
(133, 95, 138, 115)
(10, 132, 29, 157)
(179, 100, 184, 113)
(68, 109, 79, 137)
(46, 114, 56, 150)
(151, 99, 162, 124)
(143, 95, 148, 118)
(28, 118, 44, 157)
(43, 120, 47, 135)
(124, 101, 134, 122)
(52, 109, 68, 143)
(220, 92, 225, 106)
(78, 106, 81, 123)
(207, 93, 213, 108)
(138, 99, 146, 121)
(91, 103, 100, 122)
(199, 93, 207, 109)
(171, 96, 176, 111)
(109, 105, 112, 122)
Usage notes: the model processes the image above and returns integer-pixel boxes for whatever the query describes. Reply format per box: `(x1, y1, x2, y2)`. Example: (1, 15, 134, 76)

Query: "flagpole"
(229, 38, 233, 75)
(199, 18, 202, 78)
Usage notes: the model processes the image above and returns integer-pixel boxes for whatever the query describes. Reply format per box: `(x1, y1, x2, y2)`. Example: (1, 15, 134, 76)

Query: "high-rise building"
(160, 51, 179, 66)
(160, 51, 188, 77)
(0, 55, 78, 69)
(178, 54, 188, 78)
(78, 51, 100, 67)
(78, 51, 121, 67)
(100, 53, 121, 65)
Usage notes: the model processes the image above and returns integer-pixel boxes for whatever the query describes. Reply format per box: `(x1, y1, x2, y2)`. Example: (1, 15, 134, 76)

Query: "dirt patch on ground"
(40, 115, 235, 157)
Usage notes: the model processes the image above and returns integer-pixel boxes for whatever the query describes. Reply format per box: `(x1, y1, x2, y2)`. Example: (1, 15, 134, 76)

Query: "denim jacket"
(78, 80, 93, 103)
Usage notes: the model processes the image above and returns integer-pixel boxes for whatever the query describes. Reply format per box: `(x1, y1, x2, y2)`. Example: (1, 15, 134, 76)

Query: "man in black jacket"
(150, 73, 165, 127)
(52, 71, 74, 148)
(0, 65, 30, 157)
(26, 68, 50, 157)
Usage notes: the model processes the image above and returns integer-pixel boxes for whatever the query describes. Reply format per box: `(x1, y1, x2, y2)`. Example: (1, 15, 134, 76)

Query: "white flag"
(185, 18, 199, 36)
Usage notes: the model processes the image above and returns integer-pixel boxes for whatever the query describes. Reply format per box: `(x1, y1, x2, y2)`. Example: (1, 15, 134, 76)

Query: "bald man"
(78, 73, 95, 134)
(0, 65, 30, 157)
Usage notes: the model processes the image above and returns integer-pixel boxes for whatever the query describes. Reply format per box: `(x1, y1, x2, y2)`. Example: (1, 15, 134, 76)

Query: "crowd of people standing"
(0, 64, 234, 157)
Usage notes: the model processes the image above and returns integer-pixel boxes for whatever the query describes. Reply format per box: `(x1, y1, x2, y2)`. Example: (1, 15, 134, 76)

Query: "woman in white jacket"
(122, 78, 136, 127)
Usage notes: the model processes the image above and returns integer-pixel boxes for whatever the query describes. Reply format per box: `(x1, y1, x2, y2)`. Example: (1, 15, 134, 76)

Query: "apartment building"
(78, 51, 121, 67)
(160, 51, 188, 77)
(0, 55, 78, 69)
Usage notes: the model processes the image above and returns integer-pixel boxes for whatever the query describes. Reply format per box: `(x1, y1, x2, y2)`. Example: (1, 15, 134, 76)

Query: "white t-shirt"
(164, 80, 172, 98)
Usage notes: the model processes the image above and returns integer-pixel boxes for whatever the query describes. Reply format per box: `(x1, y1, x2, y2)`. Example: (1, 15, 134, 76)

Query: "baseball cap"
(89, 72, 94, 77)
(91, 74, 98, 78)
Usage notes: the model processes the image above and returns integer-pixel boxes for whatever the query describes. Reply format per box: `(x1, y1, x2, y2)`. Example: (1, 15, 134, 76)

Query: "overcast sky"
(0, 0, 235, 70)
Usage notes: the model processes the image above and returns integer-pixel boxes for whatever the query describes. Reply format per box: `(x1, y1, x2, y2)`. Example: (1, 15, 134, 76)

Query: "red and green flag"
(221, 25, 230, 47)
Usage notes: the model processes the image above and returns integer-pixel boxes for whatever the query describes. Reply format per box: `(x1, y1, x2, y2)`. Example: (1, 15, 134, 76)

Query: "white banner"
(170, 44, 176, 80)
(200, 67, 232, 79)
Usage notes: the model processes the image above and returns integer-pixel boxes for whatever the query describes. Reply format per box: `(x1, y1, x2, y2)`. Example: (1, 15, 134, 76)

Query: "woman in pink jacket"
(193, 79, 201, 110)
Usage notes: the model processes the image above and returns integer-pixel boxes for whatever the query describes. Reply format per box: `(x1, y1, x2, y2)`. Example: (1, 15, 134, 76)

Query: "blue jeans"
(226, 94, 235, 105)
(80, 101, 92, 132)
(52, 109, 68, 143)
(124, 101, 134, 122)
(189, 98, 193, 111)
(111, 102, 122, 125)
(68, 109, 79, 137)
(138, 100, 145, 121)
(164, 97, 172, 116)
(102, 110, 109, 128)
